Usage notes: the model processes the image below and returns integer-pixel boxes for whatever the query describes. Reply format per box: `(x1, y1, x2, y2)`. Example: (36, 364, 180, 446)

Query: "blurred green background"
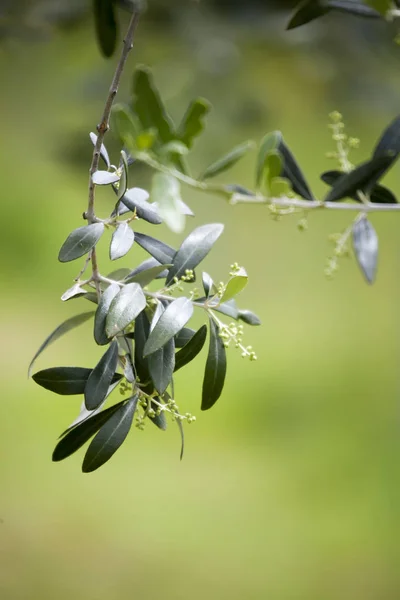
(1, 1, 400, 599)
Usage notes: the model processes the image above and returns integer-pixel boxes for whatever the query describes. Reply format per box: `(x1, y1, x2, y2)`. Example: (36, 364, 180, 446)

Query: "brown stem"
(86, 9, 141, 299)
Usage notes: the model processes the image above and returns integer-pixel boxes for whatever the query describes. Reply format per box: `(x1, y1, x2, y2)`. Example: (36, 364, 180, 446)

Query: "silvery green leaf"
(148, 303, 175, 394)
(144, 297, 194, 357)
(151, 173, 185, 234)
(110, 222, 135, 261)
(121, 187, 162, 225)
(106, 283, 146, 337)
(134, 310, 152, 390)
(93, 0, 117, 58)
(174, 325, 207, 372)
(175, 328, 196, 348)
(287, 0, 329, 30)
(166, 223, 224, 285)
(92, 170, 120, 185)
(125, 264, 172, 287)
(94, 283, 120, 345)
(58, 223, 105, 263)
(177, 418, 184, 460)
(201, 318, 227, 411)
(84, 340, 120, 410)
(200, 141, 254, 180)
(238, 309, 261, 326)
(118, 150, 129, 200)
(28, 311, 94, 377)
(90, 132, 110, 168)
(278, 138, 314, 200)
(134, 232, 176, 264)
(352, 217, 378, 284)
(61, 284, 87, 302)
(82, 395, 138, 472)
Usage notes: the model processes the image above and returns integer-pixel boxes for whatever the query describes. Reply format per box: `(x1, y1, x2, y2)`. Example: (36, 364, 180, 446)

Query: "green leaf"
(352, 217, 378, 284)
(132, 66, 175, 143)
(166, 223, 224, 285)
(58, 223, 105, 263)
(324, 156, 393, 202)
(94, 283, 120, 346)
(175, 327, 196, 348)
(121, 187, 162, 225)
(373, 115, 400, 165)
(110, 103, 138, 149)
(220, 267, 248, 303)
(174, 325, 207, 372)
(92, 170, 120, 185)
(287, 0, 329, 30)
(212, 299, 240, 320)
(151, 173, 184, 234)
(106, 283, 146, 338)
(28, 312, 94, 377)
(125, 264, 172, 287)
(61, 284, 87, 302)
(90, 132, 110, 168)
(134, 232, 176, 264)
(200, 141, 254, 180)
(263, 151, 283, 190)
(53, 401, 126, 462)
(117, 150, 129, 200)
(33, 367, 92, 395)
(110, 223, 135, 261)
(202, 272, 215, 298)
(177, 418, 184, 460)
(144, 297, 194, 357)
(361, 1, 389, 16)
(321, 170, 398, 204)
(93, 0, 117, 58)
(201, 318, 227, 411)
(148, 303, 175, 394)
(270, 177, 292, 198)
(82, 396, 138, 472)
(177, 98, 211, 148)
(238, 309, 262, 326)
(105, 268, 132, 281)
(149, 405, 168, 431)
(84, 340, 120, 410)
(134, 310, 152, 391)
(278, 138, 314, 200)
(256, 131, 282, 188)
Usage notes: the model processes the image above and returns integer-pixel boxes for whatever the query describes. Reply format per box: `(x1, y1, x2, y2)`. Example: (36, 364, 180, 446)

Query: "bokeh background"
(1, 1, 400, 598)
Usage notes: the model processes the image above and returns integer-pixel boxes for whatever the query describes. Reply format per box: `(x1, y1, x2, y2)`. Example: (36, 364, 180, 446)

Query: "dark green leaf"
(144, 297, 193, 357)
(33, 367, 92, 395)
(256, 131, 282, 188)
(85, 340, 120, 410)
(90, 132, 110, 168)
(200, 141, 254, 180)
(110, 222, 135, 261)
(134, 232, 176, 265)
(175, 327, 196, 348)
(93, 0, 118, 58)
(148, 303, 175, 394)
(212, 299, 240, 320)
(373, 115, 400, 164)
(321, 170, 398, 204)
(174, 325, 207, 372)
(328, 1, 381, 18)
(238, 309, 262, 326)
(121, 187, 163, 225)
(278, 138, 314, 200)
(149, 403, 167, 431)
(201, 318, 227, 411)
(177, 98, 211, 148)
(125, 264, 172, 287)
(134, 310, 152, 389)
(58, 223, 105, 263)
(324, 156, 393, 203)
(166, 223, 224, 285)
(352, 216, 378, 284)
(94, 283, 120, 346)
(132, 66, 175, 143)
(53, 401, 125, 462)
(28, 312, 94, 377)
(82, 396, 138, 472)
(287, 0, 329, 30)
(106, 283, 146, 337)
(105, 268, 132, 281)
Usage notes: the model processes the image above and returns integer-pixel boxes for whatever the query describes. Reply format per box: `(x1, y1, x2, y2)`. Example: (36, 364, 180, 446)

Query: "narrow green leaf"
(278, 138, 314, 200)
(344, 1, 384, 17)
(321, 170, 398, 204)
(33, 367, 92, 395)
(106, 283, 146, 337)
(149, 403, 168, 431)
(58, 223, 105, 263)
(177, 418, 184, 460)
(177, 98, 211, 148)
(134, 310, 152, 390)
(151, 173, 184, 234)
(110, 222, 135, 261)
(93, 0, 118, 58)
(121, 187, 162, 225)
(61, 284, 87, 302)
(110, 103, 138, 149)
(202, 272, 215, 298)
(324, 156, 393, 203)
(105, 268, 132, 282)
(200, 141, 254, 180)
(212, 299, 240, 320)
(85, 340, 120, 410)
(148, 303, 175, 394)
(53, 401, 125, 462)
(144, 297, 194, 357)
(220, 267, 248, 303)
(134, 232, 176, 265)
(174, 325, 207, 372)
(287, 0, 329, 30)
(132, 66, 175, 143)
(28, 312, 94, 377)
(175, 327, 196, 348)
(92, 170, 120, 185)
(166, 223, 224, 285)
(82, 396, 138, 472)
(94, 283, 120, 346)
(125, 264, 172, 287)
(90, 132, 110, 168)
(352, 217, 378, 284)
(117, 150, 129, 200)
(238, 309, 262, 326)
(201, 318, 227, 411)
(373, 115, 400, 164)
(256, 131, 282, 187)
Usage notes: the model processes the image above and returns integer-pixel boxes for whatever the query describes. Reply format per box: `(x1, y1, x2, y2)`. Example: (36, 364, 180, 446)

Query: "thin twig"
(86, 9, 141, 299)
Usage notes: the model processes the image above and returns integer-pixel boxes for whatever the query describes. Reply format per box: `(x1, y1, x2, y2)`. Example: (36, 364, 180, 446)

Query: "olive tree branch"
(85, 8, 141, 299)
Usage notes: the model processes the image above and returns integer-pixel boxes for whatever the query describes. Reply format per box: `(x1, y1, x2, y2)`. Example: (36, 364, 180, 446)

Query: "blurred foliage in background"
(1, 1, 400, 599)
